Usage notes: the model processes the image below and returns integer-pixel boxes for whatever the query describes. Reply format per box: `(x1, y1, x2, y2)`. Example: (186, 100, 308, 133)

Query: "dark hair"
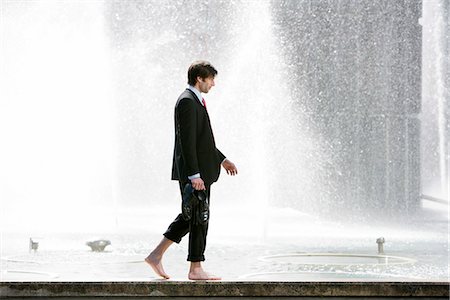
(187, 60, 218, 86)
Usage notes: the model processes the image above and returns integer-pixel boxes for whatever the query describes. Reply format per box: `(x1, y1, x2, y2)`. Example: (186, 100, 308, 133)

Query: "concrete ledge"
(0, 281, 449, 298)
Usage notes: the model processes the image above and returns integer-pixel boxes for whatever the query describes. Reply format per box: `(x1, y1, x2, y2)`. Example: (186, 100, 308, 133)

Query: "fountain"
(0, 0, 448, 293)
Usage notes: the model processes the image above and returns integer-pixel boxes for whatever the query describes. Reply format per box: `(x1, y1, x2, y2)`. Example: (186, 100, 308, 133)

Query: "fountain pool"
(0, 205, 448, 282)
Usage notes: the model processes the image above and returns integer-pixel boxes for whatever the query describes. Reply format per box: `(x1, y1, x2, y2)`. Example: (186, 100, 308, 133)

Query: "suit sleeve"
(177, 98, 200, 177)
(217, 148, 226, 163)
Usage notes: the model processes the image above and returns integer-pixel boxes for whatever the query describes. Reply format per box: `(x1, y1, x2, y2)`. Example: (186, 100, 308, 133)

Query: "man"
(145, 61, 238, 280)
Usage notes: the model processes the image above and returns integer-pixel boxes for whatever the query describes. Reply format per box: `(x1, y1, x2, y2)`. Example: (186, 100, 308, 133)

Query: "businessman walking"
(145, 61, 238, 280)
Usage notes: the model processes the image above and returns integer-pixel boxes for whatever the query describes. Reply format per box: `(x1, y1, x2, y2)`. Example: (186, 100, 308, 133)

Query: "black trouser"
(163, 181, 211, 262)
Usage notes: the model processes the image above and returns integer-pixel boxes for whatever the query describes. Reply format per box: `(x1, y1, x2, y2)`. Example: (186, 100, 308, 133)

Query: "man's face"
(197, 76, 215, 93)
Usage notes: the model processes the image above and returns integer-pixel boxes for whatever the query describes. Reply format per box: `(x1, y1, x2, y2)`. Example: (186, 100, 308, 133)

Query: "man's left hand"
(222, 159, 238, 176)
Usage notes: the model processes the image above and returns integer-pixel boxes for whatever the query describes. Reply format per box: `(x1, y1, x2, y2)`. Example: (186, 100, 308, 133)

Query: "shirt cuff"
(188, 173, 201, 180)
(221, 158, 228, 164)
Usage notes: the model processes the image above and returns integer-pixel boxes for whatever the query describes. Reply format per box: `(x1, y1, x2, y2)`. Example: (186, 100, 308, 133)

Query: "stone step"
(1, 281, 448, 298)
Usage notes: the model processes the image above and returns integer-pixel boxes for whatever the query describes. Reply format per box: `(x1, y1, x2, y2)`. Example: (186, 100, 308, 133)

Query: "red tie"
(202, 98, 207, 110)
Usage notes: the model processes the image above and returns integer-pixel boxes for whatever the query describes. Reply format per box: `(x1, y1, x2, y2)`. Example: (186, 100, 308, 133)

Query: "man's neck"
(194, 84, 202, 91)
(187, 85, 203, 103)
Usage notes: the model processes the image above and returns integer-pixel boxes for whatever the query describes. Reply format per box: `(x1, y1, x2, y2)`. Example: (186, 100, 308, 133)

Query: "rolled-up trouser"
(163, 181, 210, 262)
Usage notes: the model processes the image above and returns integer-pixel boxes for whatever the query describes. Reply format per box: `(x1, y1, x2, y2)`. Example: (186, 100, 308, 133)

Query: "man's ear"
(197, 76, 203, 83)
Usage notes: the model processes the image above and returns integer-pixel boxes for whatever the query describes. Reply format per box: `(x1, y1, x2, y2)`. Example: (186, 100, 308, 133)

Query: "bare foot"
(145, 253, 170, 279)
(188, 269, 221, 280)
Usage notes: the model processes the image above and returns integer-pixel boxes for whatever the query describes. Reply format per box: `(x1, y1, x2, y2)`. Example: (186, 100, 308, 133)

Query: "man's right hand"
(191, 178, 206, 191)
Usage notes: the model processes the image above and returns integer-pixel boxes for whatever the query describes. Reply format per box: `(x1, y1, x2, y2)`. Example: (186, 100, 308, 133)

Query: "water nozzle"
(86, 239, 111, 252)
(29, 238, 39, 252)
(376, 237, 385, 254)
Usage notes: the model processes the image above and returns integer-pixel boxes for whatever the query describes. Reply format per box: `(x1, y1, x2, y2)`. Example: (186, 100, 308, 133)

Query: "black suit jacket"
(171, 89, 226, 185)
